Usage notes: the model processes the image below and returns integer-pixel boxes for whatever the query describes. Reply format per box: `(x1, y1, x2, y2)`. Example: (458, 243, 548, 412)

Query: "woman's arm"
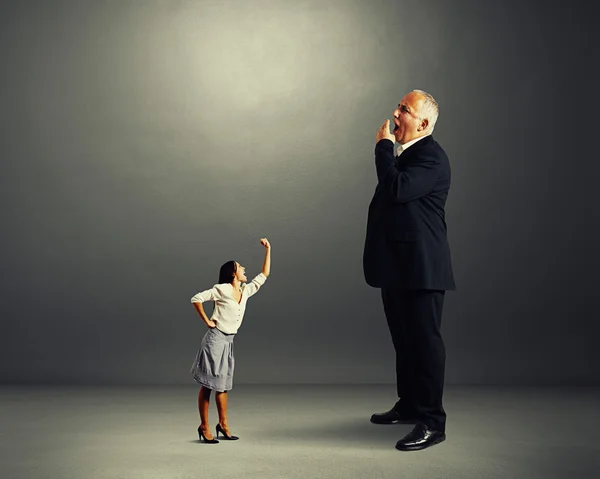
(190, 288, 217, 328)
(192, 302, 216, 329)
(260, 238, 271, 277)
(244, 239, 270, 298)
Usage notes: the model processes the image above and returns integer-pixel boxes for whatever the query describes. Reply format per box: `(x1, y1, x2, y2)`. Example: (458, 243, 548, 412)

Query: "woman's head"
(218, 261, 247, 284)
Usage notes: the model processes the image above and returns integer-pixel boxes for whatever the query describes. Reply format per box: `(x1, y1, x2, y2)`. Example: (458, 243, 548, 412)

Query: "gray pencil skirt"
(190, 327, 235, 392)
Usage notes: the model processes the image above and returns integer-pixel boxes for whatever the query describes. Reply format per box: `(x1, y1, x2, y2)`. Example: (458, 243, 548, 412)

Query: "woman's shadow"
(246, 416, 414, 448)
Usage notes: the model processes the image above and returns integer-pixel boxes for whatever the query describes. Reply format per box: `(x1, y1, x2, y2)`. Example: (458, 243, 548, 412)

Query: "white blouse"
(190, 273, 267, 334)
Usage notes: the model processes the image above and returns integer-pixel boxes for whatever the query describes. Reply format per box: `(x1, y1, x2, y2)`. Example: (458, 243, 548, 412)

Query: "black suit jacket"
(363, 135, 456, 290)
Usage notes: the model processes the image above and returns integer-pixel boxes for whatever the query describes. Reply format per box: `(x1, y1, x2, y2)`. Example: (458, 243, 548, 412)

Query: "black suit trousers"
(381, 288, 447, 432)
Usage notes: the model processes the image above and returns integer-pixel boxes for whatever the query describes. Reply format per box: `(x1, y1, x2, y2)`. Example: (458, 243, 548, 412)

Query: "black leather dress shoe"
(370, 407, 417, 425)
(395, 423, 446, 451)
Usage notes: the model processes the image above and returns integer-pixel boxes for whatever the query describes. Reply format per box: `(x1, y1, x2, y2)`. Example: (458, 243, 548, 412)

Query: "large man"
(364, 89, 455, 451)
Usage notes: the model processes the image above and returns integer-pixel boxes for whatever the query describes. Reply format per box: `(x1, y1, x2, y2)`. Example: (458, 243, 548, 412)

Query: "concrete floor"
(1, 385, 598, 479)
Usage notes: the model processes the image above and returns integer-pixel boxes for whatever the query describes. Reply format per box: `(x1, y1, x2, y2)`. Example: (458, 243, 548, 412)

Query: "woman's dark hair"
(218, 261, 237, 284)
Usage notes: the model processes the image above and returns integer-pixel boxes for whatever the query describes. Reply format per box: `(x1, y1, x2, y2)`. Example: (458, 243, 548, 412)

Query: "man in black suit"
(363, 89, 455, 451)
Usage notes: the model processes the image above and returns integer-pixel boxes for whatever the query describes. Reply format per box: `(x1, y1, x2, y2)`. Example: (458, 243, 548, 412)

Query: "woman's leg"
(215, 391, 232, 434)
(198, 386, 214, 439)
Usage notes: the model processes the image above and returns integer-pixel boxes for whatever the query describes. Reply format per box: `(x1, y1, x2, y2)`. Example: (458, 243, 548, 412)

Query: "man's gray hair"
(413, 89, 439, 130)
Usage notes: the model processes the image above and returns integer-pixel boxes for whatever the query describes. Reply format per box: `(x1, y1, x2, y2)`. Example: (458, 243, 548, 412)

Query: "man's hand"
(376, 119, 395, 144)
(260, 238, 271, 249)
(206, 319, 217, 329)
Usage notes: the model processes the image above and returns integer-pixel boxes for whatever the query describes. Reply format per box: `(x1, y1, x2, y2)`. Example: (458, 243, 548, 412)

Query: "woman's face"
(233, 262, 247, 283)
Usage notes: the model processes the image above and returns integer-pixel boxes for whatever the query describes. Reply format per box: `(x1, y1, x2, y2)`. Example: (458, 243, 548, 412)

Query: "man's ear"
(418, 118, 429, 131)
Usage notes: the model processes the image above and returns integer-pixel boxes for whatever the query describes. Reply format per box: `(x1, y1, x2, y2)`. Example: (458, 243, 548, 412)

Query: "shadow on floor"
(243, 417, 416, 447)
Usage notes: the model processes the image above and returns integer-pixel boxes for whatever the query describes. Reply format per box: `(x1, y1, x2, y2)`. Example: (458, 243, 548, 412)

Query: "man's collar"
(397, 133, 432, 156)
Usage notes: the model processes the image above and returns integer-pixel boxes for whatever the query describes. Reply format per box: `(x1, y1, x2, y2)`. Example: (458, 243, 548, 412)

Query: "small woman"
(190, 238, 271, 443)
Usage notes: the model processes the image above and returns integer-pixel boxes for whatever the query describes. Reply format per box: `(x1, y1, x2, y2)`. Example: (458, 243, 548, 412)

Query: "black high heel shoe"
(198, 426, 219, 444)
(216, 423, 239, 440)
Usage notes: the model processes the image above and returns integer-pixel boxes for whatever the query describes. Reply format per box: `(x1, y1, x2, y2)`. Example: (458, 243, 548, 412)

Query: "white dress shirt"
(190, 273, 267, 334)
(396, 133, 431, 156)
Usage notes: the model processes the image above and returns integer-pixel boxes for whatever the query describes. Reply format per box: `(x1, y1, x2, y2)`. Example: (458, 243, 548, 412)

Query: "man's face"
(392, 92, 426, 144)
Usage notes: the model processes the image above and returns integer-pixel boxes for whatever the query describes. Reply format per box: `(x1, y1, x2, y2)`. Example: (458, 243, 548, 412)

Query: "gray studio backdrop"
(1, 0, 598, 386)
